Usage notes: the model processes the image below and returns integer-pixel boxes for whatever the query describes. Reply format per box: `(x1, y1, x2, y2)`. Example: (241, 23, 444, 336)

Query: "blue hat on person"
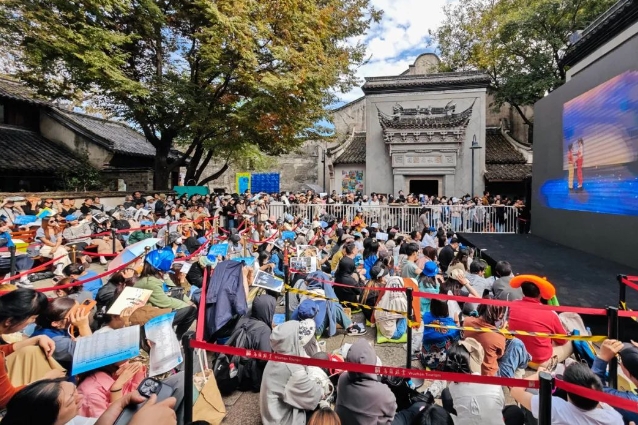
(145, 248, 175, 272)
(66, 214, 78, 222)
(423, 261, 439, 277)
(429, 226, 436, 232)
(320, 221, 328, 229)
(297, 299, 319, 320)
(140, 220, 154, 226)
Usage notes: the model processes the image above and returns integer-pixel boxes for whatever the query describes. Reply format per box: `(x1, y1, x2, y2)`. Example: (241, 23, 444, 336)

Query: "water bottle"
(229, 362, 238, 379)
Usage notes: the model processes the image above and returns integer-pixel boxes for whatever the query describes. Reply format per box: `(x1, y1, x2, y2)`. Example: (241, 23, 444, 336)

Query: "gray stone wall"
(102, 169, 153, 192)
(200, 140, 324, 193)
(485, 93, 534, 144)
(331, 97, 366, 138)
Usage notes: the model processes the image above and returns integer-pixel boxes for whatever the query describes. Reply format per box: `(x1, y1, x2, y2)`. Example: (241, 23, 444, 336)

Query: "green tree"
(0, 0, 380, 188)
(431, 0, 616, 130)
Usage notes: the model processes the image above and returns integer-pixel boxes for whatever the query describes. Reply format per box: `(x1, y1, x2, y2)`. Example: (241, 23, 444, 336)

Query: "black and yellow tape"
(285, 285, 606, 342)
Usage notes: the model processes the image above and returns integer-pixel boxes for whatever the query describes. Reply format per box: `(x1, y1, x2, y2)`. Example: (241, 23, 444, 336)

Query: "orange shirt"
(463, 317, 506, 376)
(0, 343, 22, 409)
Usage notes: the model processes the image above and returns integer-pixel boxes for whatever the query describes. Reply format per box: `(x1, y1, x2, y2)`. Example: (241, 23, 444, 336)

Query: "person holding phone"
(2, 379, 179, 425)
(36, 217, 72, 277)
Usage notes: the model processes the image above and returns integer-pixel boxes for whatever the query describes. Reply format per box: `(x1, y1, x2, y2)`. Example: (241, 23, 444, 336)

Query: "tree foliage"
(0, 0, 380, 188)
(57, 149, 104, 192)
(431, 0, 616, 129)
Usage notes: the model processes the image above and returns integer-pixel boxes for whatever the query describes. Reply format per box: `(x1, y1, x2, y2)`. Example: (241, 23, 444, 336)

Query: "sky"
(336, 0, 455, 105)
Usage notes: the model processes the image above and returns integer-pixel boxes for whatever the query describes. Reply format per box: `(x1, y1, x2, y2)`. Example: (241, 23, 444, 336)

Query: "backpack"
(559, 312, 596, 367)
(571, 329, 597, 367)
(213, 321, 261, 395)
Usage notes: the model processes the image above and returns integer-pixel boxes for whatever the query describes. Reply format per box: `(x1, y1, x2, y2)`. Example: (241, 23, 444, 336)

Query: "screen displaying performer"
(539, 70, 638, 216)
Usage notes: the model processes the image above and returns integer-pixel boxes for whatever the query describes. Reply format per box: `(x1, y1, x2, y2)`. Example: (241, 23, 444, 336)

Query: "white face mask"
(175, 238, 183, 245)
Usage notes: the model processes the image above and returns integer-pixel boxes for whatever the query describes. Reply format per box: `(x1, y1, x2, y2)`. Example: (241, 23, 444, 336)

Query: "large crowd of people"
(0, 190, 631, 425)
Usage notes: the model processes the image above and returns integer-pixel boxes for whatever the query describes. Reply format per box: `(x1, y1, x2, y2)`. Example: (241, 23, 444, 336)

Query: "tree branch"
(510, 101, 534, 129)
(194, 149, 214, 182)
(198, 161, 230, 186)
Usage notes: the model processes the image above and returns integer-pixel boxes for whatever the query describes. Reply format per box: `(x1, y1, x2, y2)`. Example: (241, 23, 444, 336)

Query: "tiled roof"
(362, 71, 491, 94)
(485, 163, 533, 182)
(563, 0, 638, 67)
(485, 128, 531, 182)
(485, 128, 527, 164)
(333, 132, 366, 164)
(49, 109, 158, 157)
(0, 77, 49, 105)
(0, 125, 84, 172)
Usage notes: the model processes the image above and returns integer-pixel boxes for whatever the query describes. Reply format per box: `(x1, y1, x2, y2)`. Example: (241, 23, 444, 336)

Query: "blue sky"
(336, 0, 455, 105)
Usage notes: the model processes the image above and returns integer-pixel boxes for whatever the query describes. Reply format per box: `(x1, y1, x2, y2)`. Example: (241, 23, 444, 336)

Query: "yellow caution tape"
(286, 285, 606, 342)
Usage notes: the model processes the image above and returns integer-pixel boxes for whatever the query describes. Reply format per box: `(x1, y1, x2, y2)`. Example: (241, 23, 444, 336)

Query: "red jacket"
(508, 297, 568, 363)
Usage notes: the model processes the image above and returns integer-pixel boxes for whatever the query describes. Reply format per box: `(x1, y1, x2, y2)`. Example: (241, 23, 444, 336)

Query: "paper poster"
(234, 257, 255, 266)
(144, 313, 183, 376)
(175, 262, 192, 274)
(293, 245, 318, 273)
(107, 287, 152, 315)
(341, 170, 364, 193)
(72, 326, 140, 376)
(376, 232, 389, 241)
(252, 270, 284, 292)
(208, 243, 229, 259)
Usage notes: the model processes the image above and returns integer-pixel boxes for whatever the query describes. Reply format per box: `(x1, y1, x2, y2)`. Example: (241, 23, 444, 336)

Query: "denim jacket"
(591, 356, 638, 423)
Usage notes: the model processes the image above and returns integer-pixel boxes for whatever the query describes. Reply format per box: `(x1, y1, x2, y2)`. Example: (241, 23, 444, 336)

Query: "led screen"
(539, 71, 638, 215)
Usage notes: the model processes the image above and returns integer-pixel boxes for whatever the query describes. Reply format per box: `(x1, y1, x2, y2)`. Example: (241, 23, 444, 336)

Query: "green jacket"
(134, 276, 189, 310)
(128, 231, 154, 246)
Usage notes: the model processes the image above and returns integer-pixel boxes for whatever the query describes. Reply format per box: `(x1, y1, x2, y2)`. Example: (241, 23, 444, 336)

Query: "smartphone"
(78, 299, 96, 315)
(113, 378, 175, 425)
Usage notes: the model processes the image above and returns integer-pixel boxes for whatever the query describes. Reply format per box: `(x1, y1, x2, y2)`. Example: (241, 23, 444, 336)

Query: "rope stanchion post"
(8, 245, 16, 278)
(284, 240, 290, 321)
(406, 287, 413, 369)
(164, 222, 170, 246)
(111, 229, 116, 257)
(538, 371, 554, 425)
(182, 332, 194, 424)
(618, 274, 627, 329)
(71, 246, 77, 264)
(607, 306, 619, 389)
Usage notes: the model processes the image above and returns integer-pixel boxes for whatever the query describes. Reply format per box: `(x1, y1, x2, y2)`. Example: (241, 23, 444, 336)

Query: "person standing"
(576, 138, 585, 189)
(567, 143, 575, 190)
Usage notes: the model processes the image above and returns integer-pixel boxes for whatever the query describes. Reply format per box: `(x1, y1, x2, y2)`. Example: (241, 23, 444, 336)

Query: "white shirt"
(530, 394, 623, 425)
(449, 379, 505, 425)
(421, 233, 437, 249)
(66, 416, 97, 425)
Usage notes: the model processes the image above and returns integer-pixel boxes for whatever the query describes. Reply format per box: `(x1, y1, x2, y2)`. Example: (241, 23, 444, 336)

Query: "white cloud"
(338, 0, 455, 103)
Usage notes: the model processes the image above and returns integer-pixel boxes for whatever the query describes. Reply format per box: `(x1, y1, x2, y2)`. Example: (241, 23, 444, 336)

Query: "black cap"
(619, 344, 638, 378)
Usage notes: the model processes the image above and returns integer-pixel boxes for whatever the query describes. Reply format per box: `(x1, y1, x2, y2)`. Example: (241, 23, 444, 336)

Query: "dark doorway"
(409, 179, 439, 197)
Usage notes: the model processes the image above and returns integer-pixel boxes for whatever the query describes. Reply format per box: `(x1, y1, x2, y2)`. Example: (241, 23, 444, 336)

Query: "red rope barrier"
(0, 255, 66, 285)
(621, 277, 638, 293)
(36, 253, 145, 292)
(189, 340, 540, 389)
(79, 251, 118, 258)
(555, 379, 638, 413)
(195, 267, 209, 342)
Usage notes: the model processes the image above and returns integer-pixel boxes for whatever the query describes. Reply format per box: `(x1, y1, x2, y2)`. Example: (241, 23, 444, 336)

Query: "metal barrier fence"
(269, 203, 520, 234)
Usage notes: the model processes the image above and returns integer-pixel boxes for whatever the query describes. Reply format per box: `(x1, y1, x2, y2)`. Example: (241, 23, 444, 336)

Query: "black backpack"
(213, 322, 258, 395)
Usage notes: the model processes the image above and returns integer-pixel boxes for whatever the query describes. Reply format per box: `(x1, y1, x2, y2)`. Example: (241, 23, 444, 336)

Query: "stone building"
(0, 77, 180, 192)
(327, 54, 533, 198)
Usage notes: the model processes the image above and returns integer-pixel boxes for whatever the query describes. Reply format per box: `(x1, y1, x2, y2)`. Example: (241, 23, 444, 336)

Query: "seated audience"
(54, 278, 93, 303)
(463, 303, 530, 377)
(491, 261, 522, 301)
(36, 217, 72, 277)
(31, 297, 93, 371)
(0, 289, 64, 409)
(374, 276, 408, 340)
(77, 361, 145, 418)
(134, 249, 196, 339)
(95, 268, 137, 313)
(0, 218, 35, 288)
(333, 242, 364, 305)
(417, 261, 440, 314)
(308, 407, 342, 425)
(260, 320, 323, 425)
(507, 276, 572, 368)
(441, 339, 522, 425)
(510, 362, 623, 424)
(228, 293, 277, 392)
(590, 339, 638, 423)
(2, 378, 179, 425)
(420, 299, 461, 371)
(62, 264, 104, 300)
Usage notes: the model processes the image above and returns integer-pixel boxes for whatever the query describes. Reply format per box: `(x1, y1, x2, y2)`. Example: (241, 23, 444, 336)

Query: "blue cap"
(429, 226, 436, 232)
(145, 248, 175, 272)
(65, 214, 78, 222)
(320, 221, 328, 229)
(423, 261, 440, 277)
(140, 220, 154, 226)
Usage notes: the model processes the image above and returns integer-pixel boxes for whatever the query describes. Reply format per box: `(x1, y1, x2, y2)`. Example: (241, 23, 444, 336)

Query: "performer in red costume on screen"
(567, 143, 574, 190)
(576, 138, 584, 190)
